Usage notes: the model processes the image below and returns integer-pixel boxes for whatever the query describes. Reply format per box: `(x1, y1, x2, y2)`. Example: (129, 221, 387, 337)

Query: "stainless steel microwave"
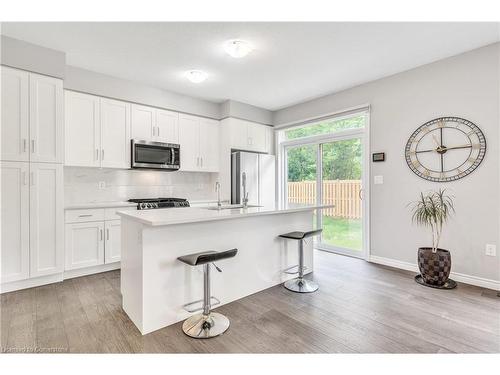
(131, 140, 180, 171)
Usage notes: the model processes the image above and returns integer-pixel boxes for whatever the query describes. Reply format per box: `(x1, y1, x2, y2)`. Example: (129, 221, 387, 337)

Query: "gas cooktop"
(128, 198, 190, 210)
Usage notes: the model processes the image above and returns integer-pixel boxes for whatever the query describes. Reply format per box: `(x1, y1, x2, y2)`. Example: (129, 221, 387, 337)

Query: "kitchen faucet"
(242, 172, 249, 208)
(215, 181, 222, 209)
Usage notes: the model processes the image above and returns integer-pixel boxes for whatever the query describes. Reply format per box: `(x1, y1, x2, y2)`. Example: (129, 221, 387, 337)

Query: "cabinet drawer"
(65, 208, 105, 223)
(104, 206, 136, 221)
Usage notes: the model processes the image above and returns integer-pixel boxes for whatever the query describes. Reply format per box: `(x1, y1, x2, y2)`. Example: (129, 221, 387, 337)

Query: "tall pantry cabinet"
(1, 66, 64, 286)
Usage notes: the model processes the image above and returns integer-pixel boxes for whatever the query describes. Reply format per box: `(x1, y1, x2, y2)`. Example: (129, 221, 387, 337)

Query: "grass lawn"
(321, 216, 362, 251)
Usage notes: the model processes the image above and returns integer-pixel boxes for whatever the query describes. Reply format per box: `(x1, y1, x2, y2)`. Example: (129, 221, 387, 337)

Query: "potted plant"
(409, 189, 455, 288)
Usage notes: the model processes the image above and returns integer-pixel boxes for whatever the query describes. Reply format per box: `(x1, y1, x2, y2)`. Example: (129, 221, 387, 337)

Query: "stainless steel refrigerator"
(231, 151, 276, 206)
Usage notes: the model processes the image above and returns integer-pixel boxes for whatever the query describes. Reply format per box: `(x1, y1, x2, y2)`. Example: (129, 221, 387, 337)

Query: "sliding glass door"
(281, 111, 368, 258)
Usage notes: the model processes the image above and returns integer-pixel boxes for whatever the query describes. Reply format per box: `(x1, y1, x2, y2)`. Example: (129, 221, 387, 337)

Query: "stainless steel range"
(128, 198, 190, 210)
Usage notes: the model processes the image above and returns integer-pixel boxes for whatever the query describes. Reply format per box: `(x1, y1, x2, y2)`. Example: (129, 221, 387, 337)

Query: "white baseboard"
(0, 273, 64, 294)
(368, 255, 500, 291)
(64, 262, 120, 280)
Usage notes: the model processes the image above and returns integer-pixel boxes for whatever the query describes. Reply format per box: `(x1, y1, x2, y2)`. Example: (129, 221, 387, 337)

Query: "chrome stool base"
(182, 312, 230, 339)
(284, 278, 319, 293)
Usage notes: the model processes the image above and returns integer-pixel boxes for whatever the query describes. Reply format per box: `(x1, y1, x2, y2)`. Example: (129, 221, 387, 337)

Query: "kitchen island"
(117, 203, 333, 334)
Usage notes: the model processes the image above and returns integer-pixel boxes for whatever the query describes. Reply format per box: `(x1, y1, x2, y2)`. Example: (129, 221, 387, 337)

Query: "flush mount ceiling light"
(224, 39, 253, 58)
(185, 70, 208, 83)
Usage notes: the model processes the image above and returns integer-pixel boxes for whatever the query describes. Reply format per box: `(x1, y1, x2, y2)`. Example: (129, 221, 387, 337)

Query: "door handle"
(157, 127, 160, 137)
(23, 139, 27, 153)
(106, 228, 110, 241)
(358, 188, 363, 201)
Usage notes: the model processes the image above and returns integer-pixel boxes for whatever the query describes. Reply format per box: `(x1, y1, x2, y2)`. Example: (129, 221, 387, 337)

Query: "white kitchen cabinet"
(1, 67, 63, 163)
(29, 73, 64, 163)
(29, 163, 64, 277)
(64, 91, 100, 167)
(65, 91, 130, 168)
(199, 118, 219, 172)
(105, 220, 122, 264)
(226, 118, 270, 153)
(131, 104, 155, 141)
(1, 67, 29, 162)
(100, 98, 130, 168)
(1, 161, 63, 283)
(155, 109, 179, 143)
(179, 114, 219, 172)
(247, 122, 267, 152)
(131, 105, 179, 144)
(179, 114, 201, 171)
(1, 161, 30, 283)
(65, 221, 105, 270)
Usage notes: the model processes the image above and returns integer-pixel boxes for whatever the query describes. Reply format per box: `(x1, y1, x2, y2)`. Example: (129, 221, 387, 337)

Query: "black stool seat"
(178, 248, 238, 266)
(279, 229, 322, 240)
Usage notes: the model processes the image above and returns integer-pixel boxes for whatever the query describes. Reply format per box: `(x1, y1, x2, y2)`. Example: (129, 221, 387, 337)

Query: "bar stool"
(177, 248, 238, 339)
(279, 229, 322, 293)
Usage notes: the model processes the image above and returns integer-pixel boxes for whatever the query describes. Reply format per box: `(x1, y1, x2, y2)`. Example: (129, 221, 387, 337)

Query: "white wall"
(64, 167, 219, 206)
(220, 99, 273, 125)
(274, 43, 500, 282)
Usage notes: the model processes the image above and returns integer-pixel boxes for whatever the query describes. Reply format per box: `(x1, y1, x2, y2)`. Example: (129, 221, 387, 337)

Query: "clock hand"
(443, 144, 472, 151)
(432, 134, 441, 148)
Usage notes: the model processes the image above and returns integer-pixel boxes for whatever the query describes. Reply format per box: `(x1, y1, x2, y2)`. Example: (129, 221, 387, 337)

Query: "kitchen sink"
(205, 204, 262, 210)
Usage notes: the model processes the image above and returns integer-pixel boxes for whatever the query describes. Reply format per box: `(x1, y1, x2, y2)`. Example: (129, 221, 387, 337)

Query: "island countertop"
(117, 203, 334, 227)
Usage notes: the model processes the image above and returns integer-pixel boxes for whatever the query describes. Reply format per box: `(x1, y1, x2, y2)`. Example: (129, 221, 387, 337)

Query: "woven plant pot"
(417, 247, 451, 286)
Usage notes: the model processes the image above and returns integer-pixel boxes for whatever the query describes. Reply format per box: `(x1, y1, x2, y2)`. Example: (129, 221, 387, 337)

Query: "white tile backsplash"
(64, 167, 219, 205)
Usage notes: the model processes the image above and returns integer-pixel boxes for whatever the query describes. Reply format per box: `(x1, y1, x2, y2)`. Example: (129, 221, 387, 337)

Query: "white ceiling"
(2, 22, 499, 110)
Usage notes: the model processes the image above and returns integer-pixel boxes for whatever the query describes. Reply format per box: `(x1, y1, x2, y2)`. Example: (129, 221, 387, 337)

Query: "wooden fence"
(287, 180, 362, 219)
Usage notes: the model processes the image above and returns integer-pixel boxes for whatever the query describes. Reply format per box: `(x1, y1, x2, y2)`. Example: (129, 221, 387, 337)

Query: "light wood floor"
(1, 251, 499, 353)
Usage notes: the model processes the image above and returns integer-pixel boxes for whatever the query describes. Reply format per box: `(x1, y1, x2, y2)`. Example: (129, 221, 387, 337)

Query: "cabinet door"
(178, 114, 200, 171)
(199, 118, 219, 172)
(1, 67, 29, 162)
(100, 98, 131, 168)
(29, 163, 64, 277)
(65, 222, 105, 270)
(229, 118, 248, 150)
(29, 73, 63, 163)
(105, 220, 121, 264)
(155, 109, 179, 143)
(1, 162, 30, 283)
(247, 122, 267, 152)
(64, 91, 101, 167)
(131, 104, 154, 141)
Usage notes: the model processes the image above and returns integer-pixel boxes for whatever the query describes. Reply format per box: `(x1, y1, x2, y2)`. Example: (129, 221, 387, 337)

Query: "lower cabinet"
(64, 208, 131, 271)
(1, 161, 63, 284)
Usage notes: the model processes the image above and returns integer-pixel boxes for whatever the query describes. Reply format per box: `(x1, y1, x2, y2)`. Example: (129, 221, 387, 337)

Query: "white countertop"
(117, 203, 334, 227)
(65, 201, 138, 210)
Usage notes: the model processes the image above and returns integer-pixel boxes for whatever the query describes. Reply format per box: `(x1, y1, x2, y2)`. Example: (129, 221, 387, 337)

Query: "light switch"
(374, 175, 384, 185)
(486, 244, 496, 256)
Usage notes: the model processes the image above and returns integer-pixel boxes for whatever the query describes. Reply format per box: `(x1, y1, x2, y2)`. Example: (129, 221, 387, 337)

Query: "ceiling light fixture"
(185, 70, 208, 83)
(224, 39, 253, 58)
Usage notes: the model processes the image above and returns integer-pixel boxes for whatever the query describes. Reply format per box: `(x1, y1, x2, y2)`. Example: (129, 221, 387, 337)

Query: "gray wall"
(65, 66, 221, 119)
(0, 35, 65, 78)
(220, 99, 273, 125)
(274, 43, 500, 282)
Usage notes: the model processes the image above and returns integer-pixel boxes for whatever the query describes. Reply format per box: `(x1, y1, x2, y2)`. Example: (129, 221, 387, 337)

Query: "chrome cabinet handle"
(201, 157, 203, 168)
(23, 139, 27, 153)
(157, 127, 160, 137)
(101, 149, 104, 160)
(96, 149, 99, 160)
(31, 139, 35, 153)
(78, 214, 93, 218)
(100, 229, 103, 241)
(152, 127, 156, 137)
(106, 228, 110, 241)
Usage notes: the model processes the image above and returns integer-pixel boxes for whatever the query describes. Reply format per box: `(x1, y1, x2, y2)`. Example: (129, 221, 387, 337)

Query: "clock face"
(405, 117, 486, 182)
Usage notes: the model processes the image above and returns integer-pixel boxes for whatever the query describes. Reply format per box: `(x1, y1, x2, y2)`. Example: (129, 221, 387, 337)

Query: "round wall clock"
(405, 117, 486, 182)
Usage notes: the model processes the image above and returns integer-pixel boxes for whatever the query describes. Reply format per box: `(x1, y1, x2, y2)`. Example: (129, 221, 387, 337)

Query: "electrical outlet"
(374, 175, 384, 185)
(485, 244, 496, 257)
(98, 181, 106, 189)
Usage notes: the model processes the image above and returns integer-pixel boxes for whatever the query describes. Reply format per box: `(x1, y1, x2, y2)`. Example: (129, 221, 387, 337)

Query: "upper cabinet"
(225, 118, 274, 154)
(1, 66, 63, 163)
(65, 91, 130, 168)
(179, 114, 219, 172)
(131, 104, 179, 144)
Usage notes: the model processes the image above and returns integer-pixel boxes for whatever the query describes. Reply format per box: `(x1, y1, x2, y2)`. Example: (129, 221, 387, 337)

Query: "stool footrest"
(182, 296, 221, 313)
(282, 265, 308, 275)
